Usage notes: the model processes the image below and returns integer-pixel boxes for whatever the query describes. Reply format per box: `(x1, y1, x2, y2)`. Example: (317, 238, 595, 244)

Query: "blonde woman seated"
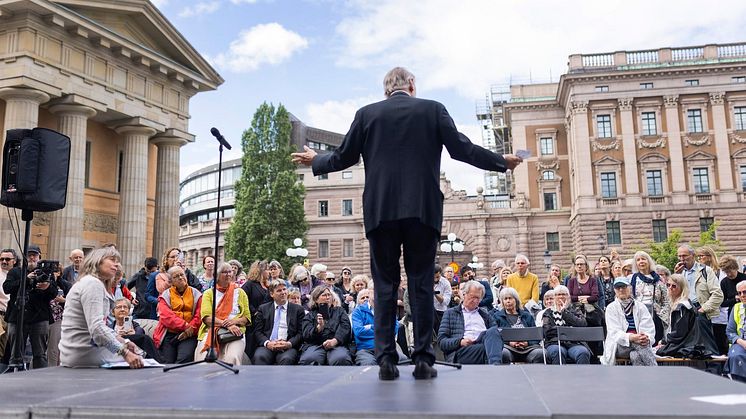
(601, 277, 657, 366)
(194, 262, 251, 366)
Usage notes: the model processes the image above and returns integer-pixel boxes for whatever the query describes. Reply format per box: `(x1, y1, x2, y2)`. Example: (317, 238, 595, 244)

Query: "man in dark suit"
(252, 279, 305, 365)
(60, 249, 84, 285)
(292, 67, 522, 380)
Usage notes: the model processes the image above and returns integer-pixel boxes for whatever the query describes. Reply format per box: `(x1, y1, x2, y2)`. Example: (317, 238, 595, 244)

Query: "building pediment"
(683, 150, 716, 161)
(592, 155, 622, 166)
(639, 152, 669, 163)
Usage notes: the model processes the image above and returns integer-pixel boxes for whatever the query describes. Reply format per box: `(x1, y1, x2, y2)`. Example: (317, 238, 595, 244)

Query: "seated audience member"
(539, 264, 562, 302)
(352, 289, 402, 366)
(542, 285, 591, 364)
(437, 281, 504, 365)
(725, 281, 746, 382)
(252, 280, 305, 365)
(128, 257, 159, 320)
(194, 262, 251, 366)
(228, 259, 247, 287)
(346, 275, 370, 312)
(656, 274, 718, 358)
(287, 287, 304, 311)
(299, 285, 353, 366)
(60, 247, 145, 368)
(290, 266, 320, 309)
(491, 287, 544, 364)
(460, 266, 493, 308)
(601, 277, 657, 366)
(491, 266, 512, 310)
(720, 256, 746, 352)
(153, 267, 202, 364)
(536, 290, 555, 325)
(108, 298, 162, 362)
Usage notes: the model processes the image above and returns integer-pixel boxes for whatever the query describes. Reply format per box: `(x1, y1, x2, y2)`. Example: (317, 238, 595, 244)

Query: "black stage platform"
(0, 365, 744, 418)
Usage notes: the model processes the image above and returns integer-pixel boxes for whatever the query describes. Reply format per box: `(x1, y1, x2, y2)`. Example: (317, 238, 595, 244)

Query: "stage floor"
(0, 364, 744, 418)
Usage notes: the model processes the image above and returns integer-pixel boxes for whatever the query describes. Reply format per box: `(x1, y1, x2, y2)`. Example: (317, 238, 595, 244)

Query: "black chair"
(498, 326, 546, 364)
(555, 326, 604, 365)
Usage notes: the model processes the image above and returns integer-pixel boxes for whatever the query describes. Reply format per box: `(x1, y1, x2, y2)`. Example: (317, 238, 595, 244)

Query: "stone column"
(115, 125, 156, 278)
(618, 98, 642, 206)
(150, 135, 187, 262)
(0, 87, 50, 249)
(47, 104, 96, 263)
(663, 95, 689, 204)
(709, 92, 737, 202)
(569, 101, 595, 208)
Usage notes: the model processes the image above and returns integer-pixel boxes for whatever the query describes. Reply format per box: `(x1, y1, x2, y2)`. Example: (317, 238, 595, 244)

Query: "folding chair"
(555, 326, 604, 365)
(498, 327, 546, 364)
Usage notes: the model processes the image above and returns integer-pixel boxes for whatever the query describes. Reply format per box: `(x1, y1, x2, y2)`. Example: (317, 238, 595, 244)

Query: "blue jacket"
(478, 280, 494, 308)
(351, 302, 398, 350)
(437, 304, 495, 362)
(491, 308, 539, 345)
(144, 271, 159, 320)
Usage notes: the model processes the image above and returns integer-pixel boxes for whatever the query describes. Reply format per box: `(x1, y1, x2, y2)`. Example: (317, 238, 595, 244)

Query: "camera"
(33, 259, 59, 286)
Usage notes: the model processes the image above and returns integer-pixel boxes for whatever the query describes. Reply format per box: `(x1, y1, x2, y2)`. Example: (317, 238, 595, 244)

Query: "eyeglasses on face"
(736, 290, 746, 296)
(666, 283, 678, 289)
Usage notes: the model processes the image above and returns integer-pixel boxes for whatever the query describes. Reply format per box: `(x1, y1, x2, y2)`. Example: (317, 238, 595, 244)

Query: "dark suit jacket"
(254, 301, 305, 349)
(61, 265, 77, 285)
(312, 91, 508, 235)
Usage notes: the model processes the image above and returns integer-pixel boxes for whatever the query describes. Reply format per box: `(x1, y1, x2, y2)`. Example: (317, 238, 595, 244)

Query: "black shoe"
(412, 360, 438, 380)
(378, 359, 400, 381)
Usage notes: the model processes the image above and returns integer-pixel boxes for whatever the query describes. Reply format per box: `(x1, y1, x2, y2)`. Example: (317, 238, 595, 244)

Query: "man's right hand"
(674, 262, 685, 274)
(291, 146, 317, 166)
(460, 338, 474, 347)
(502, 154, 524, 171)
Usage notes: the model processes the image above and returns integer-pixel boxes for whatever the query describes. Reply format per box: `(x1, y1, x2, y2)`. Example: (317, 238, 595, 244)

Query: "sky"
(152, 0, 746, 194)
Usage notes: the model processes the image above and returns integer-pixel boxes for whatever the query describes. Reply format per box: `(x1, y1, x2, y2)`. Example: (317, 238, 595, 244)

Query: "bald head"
(70, 249, 84, 269)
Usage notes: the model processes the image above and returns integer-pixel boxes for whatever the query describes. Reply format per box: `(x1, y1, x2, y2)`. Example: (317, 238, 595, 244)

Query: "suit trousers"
(252, 346, 299, 365)
(367, 218, 438, 366)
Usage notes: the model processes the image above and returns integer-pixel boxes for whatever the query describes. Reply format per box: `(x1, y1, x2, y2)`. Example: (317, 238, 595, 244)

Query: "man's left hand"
(291, 146, 317, 166)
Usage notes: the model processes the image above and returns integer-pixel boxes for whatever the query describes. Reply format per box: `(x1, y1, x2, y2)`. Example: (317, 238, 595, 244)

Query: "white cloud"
(440, 123, 487, 195)
(150, 0, 169, 7)
(178, 1, 220, 18)
(210, 23, 308, 72)
(335, 0, 746, 98)
(230, 0, 260, 3)
(305, 95, 380, 133)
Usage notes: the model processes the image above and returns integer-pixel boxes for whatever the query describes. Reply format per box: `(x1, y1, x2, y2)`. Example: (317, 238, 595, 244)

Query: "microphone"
(210, 127, 232, 150)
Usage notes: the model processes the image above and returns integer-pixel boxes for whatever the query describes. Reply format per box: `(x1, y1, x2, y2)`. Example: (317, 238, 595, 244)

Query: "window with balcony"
(596, 114, 613, 138)
(646, 170, 664, 196)
(342, 199, 353, 216)
(685, 79, 700, 86)
(640, 82, 654, 89)
(687, 109, 704, 133)
(543, 192, 557, 211)
(641, 112, 657, 136)
(600, 172, 617, 198)
(318, 200, 329, 217)
(546, 232, 560, 252)
(343, 239, 354, 257)
(318, 240, 329, 258)
(652, 220, 667, 243)
(735, 106, 746, 131)
(540, 137, 554, 155)
(693, 168, 710, 194)
(606, 221, 621, 245)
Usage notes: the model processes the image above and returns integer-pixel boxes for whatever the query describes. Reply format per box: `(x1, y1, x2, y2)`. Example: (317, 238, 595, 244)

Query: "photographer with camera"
(2, 245, 57, 369)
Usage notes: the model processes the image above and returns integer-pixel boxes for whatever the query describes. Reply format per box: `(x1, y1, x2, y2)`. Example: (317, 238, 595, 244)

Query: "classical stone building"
(0, 0, 222, 276)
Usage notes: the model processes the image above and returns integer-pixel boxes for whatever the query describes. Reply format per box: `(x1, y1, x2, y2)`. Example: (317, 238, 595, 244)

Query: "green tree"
(224, 102, 307, 268)
(642, 222, 723, 271)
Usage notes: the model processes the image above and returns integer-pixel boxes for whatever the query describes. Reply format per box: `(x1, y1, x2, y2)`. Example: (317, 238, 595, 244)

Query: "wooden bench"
(615, 356, 726, 370)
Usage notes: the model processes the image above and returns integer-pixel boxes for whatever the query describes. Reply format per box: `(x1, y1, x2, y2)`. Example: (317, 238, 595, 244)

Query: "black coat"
(3, 266, 57, 324)
(127, 268, 153, 320)
(311, 91, 508, 235)
(241, 280, 272, 315)
(253, 301, 305, 349)
(657, 301, 719, 358)
(302, 306, 351, 347)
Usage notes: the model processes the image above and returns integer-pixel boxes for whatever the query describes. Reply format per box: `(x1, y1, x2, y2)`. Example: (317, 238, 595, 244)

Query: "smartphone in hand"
(318, 303, 330, 320)
(123, 316, 133, 331)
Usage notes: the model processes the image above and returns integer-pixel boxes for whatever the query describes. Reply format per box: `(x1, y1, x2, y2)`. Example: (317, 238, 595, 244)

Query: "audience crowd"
(0, 243, 745, 383)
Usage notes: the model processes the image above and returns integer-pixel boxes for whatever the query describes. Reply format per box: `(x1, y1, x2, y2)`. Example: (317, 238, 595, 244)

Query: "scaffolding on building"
(475, 84, 513, 197)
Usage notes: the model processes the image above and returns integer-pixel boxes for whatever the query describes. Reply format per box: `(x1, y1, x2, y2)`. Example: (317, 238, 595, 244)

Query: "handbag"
(217, 326, 243, 344)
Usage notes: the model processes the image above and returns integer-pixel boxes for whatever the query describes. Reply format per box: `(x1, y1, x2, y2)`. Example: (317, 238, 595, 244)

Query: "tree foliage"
(642, 222, 723, 271)
(224, 102, 307, 269)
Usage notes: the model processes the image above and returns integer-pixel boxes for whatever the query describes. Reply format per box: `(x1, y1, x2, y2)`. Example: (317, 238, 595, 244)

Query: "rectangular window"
(596, 114, 612, 138)
(318, 200, 329, 217)
(317, 173, 328, 180)
(318, 240, 329, 258)
(685, 79, 699, 86)
(640, 82, 654, 89)
(652, 220, 667, 243)
(543, 192, 557, 211)
(297, 174, 304, 181)
(117, 151, 124, 193)
(734, 76, 746, 84)
(741, 165, 746, 190)
(735, 106, 746, 131)
(342, 171, 353, 179)
(540, 137, 554, 155)
(84, 141, 91, 188)
(700, 217, 715, 238)
(606, 221, 621, 245)
(343, 239, 354, 258)
(641, 112, 657, 136)
(342, 199, 353, 216)
(687, 109, 704, 133)
(600, 172, 617, 198)
(646, 170, 664, 196)
(693, 168, 710, 194)
(595, 85, 609, 92)
(546, 232, 560, 252)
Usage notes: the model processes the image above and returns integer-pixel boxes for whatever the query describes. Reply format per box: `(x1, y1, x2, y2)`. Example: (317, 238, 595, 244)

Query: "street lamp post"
(467, 256, 484, 277)
(439, 232, 464, 263)
(286, 238, 309, 263)
(543, 249, 552, 269)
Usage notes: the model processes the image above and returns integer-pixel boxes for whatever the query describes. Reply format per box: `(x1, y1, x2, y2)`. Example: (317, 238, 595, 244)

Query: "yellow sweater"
(506, 272, 539, 305)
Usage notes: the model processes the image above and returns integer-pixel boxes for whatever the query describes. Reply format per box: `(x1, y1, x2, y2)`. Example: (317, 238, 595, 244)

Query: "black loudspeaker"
(1, 128, 71, 212)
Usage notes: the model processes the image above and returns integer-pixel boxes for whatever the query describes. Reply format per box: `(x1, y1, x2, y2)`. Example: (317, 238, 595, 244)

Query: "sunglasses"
(736, 291, 746, 296)
(360, 296, 370, 300)
(666, 283, 678, 289)
(0, 258, 14, 262)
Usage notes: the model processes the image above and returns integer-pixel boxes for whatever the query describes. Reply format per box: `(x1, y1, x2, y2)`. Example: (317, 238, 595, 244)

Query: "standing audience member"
(717, 255, 746, 355)
(0, 248, 18, 361)
(3, 245, 56, 369)
(540, 264, 562, 302)
(506, 254, 539, 307)
(299, 285, 352, 366)
(601, 277, 657, 366)
(252, 280, 305, 365)
(241, 260, 272, 358)
(59, 247, 145, 368)
(492, 266, 512, 309)
(197, 256, 215, 292)
(542, 285, 591, 364)
(674, 245, 723, 322)
(47, 264, 68, 366)
(267, 260, 286, 284)
(153, 266, 203, 364)
(597, 256, 615, 309)
(631, 251, 669, 344)
(128, 257, 159, 320)
(725, 281, 746, 382)
(195, 263, 251, 366)
(61, 249, 84, 285)
(567, 256, 602, 327)
(228, 260, 247, 287)
(433, 264, 452, 334)
(438, 281, 504, 365)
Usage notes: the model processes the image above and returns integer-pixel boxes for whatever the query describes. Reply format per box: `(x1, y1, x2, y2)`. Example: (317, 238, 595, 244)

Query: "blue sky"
(153, 0, 746, 193)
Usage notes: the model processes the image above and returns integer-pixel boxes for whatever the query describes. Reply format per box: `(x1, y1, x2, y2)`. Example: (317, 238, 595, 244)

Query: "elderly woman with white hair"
(541, 285, 591, 364)
(289, 265, 321, 309)
(491, 287, 545, 363)
(631, 250, 669, 344)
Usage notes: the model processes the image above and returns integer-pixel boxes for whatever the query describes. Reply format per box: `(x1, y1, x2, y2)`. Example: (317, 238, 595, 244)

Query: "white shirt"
(462, 306, 486, 341)
(274, 302, 288, 341)
(0, 270, 9, 311)
(434, 277, 452, 312)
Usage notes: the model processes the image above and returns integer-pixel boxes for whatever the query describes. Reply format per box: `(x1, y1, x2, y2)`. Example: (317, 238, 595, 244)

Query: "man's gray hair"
(491, 259, 505, 270)
(383, 67, 414, 97)
(678, 244, 695, 255)
(515, 254, 530, 265)
(461, 280, 485, 297)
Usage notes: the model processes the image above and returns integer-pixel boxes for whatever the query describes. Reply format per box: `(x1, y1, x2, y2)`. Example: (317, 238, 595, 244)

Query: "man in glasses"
(0, 249, 18, 360)
(674, 245, 723, 321)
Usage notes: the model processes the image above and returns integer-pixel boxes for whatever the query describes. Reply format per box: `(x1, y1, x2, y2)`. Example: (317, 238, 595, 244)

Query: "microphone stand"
(164, 131, 238, 374)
